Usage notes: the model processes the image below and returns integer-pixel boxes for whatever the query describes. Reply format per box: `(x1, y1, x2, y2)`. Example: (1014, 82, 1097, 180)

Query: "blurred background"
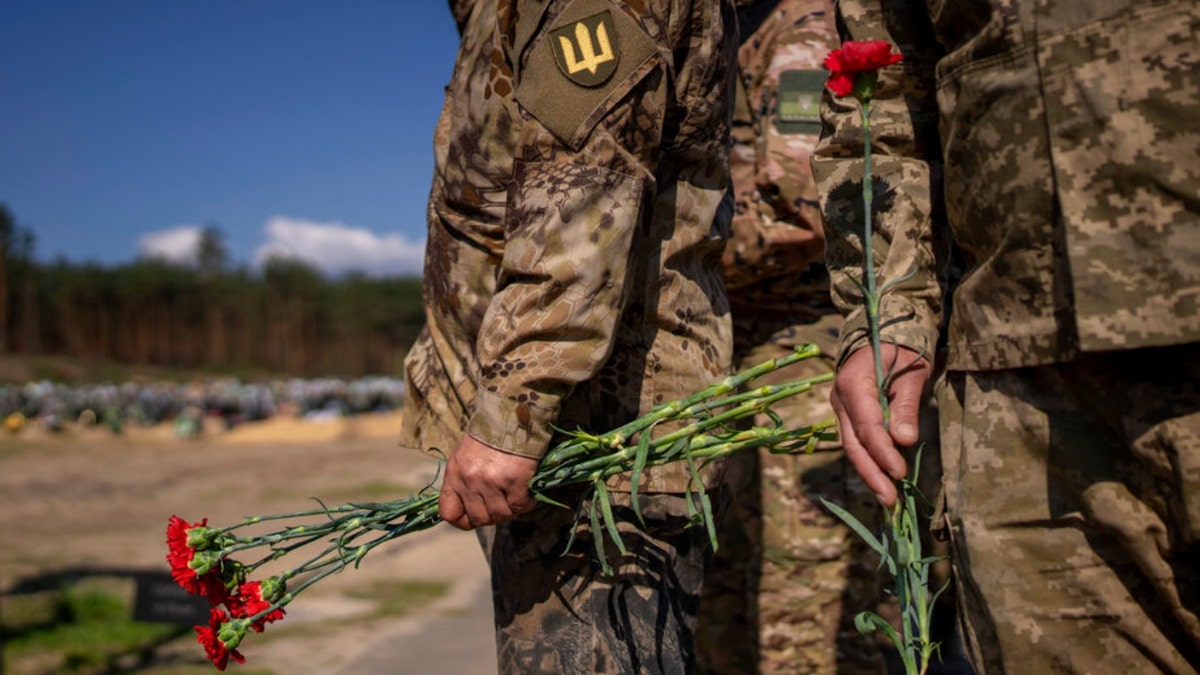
(1, 3, 498, 673)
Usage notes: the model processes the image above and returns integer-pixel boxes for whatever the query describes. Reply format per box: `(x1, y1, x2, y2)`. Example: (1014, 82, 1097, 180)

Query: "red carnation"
(195, 608, 246, 671)
(166, 515, 229, 604)
(228, 581, 286, 632)
(824, 40, 903, 98)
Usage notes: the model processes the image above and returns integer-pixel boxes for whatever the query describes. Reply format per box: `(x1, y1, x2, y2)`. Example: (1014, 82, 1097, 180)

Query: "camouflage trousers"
(696, 319, 897, 675)
(477, 488, 727, 674)
(936, 343, 1200, 674)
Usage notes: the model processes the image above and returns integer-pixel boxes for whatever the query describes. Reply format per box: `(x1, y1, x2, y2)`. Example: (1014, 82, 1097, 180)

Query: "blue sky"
(0, 1, 461, 277)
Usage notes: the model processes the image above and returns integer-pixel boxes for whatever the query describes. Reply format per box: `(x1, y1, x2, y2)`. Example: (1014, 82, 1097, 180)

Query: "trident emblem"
(550, 11, 620, 87)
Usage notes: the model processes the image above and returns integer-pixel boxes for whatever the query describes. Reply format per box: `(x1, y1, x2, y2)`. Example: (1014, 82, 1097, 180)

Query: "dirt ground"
(0, 412, 498, 674)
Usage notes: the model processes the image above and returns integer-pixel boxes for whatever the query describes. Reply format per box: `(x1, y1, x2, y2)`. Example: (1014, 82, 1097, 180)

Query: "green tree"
(0, 203, 37, 353)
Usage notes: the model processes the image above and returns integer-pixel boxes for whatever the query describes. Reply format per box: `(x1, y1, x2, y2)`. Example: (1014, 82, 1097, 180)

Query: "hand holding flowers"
(166, 346, 837, 670)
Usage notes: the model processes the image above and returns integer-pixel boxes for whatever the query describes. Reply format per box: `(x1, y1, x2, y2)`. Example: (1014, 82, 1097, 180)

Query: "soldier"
(399, 0, 738, 672)
(814, 2, 1200, 673)
(695, 2, 897, 673)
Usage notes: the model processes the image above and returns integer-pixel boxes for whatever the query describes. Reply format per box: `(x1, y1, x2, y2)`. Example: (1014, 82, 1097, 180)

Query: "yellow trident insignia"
(550, 11, 619, 87)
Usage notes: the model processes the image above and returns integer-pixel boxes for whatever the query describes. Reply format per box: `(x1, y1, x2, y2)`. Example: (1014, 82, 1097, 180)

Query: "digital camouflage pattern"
(814, 2, 1200, 673)
(695, 1, 895, 673)
(401, 0, 737, 672)
(937, 345, 1200, 674)
(813, 0, 1200, 372)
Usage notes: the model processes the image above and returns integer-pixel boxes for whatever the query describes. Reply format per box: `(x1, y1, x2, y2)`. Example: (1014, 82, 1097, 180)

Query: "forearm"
(812, 0, 945, 365)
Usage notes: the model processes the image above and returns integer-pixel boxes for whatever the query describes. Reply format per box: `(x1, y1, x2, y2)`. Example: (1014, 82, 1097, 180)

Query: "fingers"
(832, 382, 900, 507)
(832, 345, 934, 506)
(438, 487, 470, 530)
(438, 477, 518, 530)
(438, 435, 539, 530)
(503, 481, 535, 517)
(885, 352, 931, 448)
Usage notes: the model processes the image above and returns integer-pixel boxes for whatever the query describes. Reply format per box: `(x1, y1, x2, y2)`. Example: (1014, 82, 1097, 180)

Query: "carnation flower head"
(166, 515, 234, 604)
(195, 608, 246, 671)
(824, 40, 902, 101)
(228, 580, 286, 632)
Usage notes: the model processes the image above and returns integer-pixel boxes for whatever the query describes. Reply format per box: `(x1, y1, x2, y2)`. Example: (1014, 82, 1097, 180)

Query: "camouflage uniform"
(694, 1, 894, 673)
(400, 0, 738, 671)
(813, 2, 1200, 673)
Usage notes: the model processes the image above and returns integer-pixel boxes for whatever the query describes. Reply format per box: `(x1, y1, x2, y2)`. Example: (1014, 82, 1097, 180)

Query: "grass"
(1, 577, 196, 674)
(1, 576, 452, 673)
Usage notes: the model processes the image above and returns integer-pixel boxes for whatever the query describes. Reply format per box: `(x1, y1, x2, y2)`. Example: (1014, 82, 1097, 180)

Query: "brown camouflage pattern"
(477, 490, 721, 674)
(401, 0, 737, 493)
(812, 0, 1200, 372)
(401, 1, 737, 673)
(695, 2, 897, 673)
(936, 344, 1200, 674)
(814, 2, 1200, 673)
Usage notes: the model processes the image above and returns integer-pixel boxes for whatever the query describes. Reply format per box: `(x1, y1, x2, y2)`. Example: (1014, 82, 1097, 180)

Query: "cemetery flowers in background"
(167, 346, 837, 669)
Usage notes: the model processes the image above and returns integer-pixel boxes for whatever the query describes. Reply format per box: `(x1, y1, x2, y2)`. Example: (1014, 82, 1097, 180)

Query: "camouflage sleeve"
(447, 0, 475, 35)
(810, 0, 945, 366)
(465, 0, 733, 459)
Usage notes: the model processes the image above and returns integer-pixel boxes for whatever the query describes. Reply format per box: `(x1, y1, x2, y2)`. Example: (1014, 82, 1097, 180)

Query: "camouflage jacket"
(723, 0, 838, 334)
(813, 1, 1200, 371)
(401, 0, 736, 491)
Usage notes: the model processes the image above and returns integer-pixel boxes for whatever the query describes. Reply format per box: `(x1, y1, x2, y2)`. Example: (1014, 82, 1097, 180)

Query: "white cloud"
(138, 225, 203, 264)
(254, 216, 425, 277)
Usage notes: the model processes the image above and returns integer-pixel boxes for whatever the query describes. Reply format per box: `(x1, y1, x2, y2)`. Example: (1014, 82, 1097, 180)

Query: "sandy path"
(0, 413, 497, 674)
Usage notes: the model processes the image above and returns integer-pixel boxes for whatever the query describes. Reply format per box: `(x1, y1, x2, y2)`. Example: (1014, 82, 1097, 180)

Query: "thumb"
(886, 358, 931, 447)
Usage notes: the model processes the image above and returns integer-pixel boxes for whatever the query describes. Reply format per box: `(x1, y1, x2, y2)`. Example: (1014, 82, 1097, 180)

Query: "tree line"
(0, 204, 426, 380)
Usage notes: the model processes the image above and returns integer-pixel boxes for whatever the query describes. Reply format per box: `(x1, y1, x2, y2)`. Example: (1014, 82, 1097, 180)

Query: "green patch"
(1, 578, 210, 674)
(775, 69, 826, 135)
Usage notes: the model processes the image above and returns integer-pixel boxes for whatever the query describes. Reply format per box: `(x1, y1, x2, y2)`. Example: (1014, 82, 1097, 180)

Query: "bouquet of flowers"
(166, 345, 837, 670)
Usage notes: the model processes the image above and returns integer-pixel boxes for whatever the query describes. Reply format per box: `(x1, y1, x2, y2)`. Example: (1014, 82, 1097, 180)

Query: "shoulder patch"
(516, 0, 657, 148)
(775, 69, 825, 135)
(550, 11, 619, 87)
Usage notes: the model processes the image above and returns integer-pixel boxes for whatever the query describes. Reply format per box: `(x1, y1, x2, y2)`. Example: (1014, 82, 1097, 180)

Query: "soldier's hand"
(438, 435, 538, 530)
(830, 344, 931, 507)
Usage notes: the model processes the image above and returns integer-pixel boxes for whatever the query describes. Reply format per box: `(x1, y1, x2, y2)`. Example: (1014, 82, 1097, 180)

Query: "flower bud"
(188, 550, 222, 576)
(218, 618, 250, 650)
(259, 576, 286, 602)
(185, 526, 221, 550)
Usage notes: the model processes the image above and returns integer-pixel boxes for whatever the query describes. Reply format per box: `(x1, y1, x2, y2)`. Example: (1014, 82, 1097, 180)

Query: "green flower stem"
(820, 94, 941, 675)
(194, 345, 837, 659)
(539, 345, 822, 470)
(536, 375, 833, 482)
(859, 104, 890, 430)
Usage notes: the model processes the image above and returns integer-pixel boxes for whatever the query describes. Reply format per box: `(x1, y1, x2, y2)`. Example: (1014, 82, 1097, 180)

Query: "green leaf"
(629, 427, 654, 528)
(854, 610, 902, 650)
(819, 497, 887, 559)
(588, 493, 613, 577)
(531, 491, 571, 509)
(595, 482, 627, 556)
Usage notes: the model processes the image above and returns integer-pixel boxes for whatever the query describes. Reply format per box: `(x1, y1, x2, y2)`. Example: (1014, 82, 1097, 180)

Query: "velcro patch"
(775, 69, 826, 135)
(516, 0, 657, 148)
